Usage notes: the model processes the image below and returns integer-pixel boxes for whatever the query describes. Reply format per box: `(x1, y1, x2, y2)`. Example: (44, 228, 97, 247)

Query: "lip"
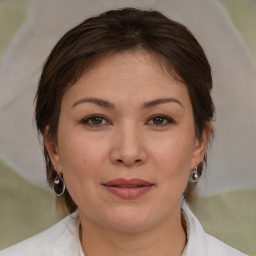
(102, 178, 154, 199)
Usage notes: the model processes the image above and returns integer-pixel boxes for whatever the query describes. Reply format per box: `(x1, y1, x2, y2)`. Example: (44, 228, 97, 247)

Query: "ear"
(190, 122, 211, 169)
(44, 126, 63, 173)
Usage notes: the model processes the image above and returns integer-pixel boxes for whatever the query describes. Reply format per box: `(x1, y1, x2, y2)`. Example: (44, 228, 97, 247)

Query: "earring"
(189, 166, 200, 183)
(53, 172, 66, 196)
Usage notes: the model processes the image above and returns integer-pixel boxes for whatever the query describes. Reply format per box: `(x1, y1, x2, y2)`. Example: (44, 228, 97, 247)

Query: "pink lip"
(102, 179, 154, 199)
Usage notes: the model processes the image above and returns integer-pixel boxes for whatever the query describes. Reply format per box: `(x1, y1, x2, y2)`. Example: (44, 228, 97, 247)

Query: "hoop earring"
(53, 172, 66, 196)
(189, 166, 200, 183)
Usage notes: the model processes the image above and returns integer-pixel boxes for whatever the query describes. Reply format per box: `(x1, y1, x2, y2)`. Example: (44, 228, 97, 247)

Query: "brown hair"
(35, 8, 215, 214)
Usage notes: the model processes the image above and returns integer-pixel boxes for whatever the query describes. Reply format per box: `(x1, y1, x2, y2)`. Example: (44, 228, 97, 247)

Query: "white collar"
(52, 210, 84, 256)
(181, 199, 207, 256)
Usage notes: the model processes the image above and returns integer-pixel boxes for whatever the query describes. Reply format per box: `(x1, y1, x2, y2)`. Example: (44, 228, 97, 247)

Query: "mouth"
(102, 179, 154, 199)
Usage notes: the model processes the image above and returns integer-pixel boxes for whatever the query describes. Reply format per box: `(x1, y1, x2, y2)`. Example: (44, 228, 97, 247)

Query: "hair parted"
(35, 8, 215, 214)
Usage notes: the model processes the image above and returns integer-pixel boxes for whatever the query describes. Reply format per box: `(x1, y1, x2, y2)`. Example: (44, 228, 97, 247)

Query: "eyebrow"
(142, 98, 184, 109)
(71, 97, 115, 109)
(71, 97, 183, 109)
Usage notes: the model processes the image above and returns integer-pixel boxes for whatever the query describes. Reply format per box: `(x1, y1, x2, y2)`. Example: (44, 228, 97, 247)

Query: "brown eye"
(147, 115, 174, 126)
(82, 115, 109, 127)
(152, 116, 165, 125)
(90, 116, 104, 125)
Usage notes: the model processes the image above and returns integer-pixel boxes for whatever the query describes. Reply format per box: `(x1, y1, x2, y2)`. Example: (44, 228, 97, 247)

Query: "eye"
(147, 115, 174, 126)
(81, 115, 110, 127)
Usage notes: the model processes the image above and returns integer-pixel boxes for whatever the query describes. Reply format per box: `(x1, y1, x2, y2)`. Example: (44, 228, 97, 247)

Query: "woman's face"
(46, 51, 209, 232)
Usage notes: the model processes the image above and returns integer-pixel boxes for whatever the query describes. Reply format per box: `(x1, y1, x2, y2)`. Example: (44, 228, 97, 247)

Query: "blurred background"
(0, 0, 255, 255)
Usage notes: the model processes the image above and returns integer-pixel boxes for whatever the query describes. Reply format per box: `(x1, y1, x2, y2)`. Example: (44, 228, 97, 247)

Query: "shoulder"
(205, 234, 248, 256)
(0, 211, 80, 256)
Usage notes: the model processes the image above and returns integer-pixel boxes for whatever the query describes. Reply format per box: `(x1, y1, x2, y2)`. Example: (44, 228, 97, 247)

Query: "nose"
(110, 123, 147, 167)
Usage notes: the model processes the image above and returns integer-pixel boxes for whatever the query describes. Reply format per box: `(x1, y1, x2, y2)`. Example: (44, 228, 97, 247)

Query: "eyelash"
(81, 114, 175, 127)
(146, 115, 175, 126)
(81, 115, 111, 127)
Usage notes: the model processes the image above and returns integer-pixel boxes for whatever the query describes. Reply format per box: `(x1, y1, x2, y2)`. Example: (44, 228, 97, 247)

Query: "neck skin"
(79, 206, 187, 256)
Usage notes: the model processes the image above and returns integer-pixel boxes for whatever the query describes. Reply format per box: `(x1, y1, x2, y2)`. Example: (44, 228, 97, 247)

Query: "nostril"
(116, 158, 142, 164)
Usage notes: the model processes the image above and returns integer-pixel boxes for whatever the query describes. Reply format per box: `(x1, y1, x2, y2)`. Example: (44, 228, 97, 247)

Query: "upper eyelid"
(81, 114, 111, 123)
(80, 114, 174, 124)
(146, 114, 174, 122)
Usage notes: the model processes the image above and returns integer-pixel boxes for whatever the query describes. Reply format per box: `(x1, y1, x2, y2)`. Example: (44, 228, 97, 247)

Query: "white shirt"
(1, 201, 248, 256)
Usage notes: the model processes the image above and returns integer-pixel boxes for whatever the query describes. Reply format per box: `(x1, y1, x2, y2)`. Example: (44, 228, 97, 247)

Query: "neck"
(79, 209, 187, 256)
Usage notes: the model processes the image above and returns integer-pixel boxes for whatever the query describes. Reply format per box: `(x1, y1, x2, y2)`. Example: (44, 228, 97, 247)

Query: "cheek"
(58, 127, 108, 166)
(150, 132, 194, 169)
(56, 133, 110, 207)
(149, 131, 194, 190)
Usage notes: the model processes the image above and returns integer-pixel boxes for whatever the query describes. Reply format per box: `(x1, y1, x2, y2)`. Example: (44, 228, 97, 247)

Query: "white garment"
(1, 202, 247, 256)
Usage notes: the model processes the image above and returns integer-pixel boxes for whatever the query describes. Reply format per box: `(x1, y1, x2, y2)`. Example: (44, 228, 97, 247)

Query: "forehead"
(61, 51, 191, 108)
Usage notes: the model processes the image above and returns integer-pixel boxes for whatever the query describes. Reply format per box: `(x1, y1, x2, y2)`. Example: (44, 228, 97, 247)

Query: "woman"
(1, 8, 247, 256)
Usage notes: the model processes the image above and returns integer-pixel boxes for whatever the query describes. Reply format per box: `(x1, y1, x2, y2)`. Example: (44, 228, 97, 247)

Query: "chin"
(101, 207, 156, 233)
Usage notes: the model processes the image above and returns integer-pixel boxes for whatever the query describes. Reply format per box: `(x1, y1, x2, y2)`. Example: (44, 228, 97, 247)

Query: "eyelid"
(80, 114, 175, 127)
(146, 114, 175, 125)
(81, 114, 111, 126)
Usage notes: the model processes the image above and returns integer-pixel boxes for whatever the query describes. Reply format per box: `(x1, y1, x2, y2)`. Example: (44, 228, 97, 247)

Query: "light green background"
(220, 0, 256, 60)
(0, 0, 30, 55)
(0, 1, 255, 255)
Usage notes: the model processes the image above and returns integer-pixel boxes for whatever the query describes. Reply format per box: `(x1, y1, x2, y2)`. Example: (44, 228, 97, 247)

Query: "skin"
(45, 51, 210, 256)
